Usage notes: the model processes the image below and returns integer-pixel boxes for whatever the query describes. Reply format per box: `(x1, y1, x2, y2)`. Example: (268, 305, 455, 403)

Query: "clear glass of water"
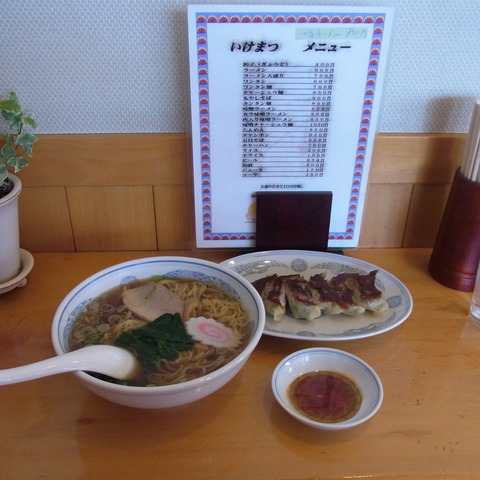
(470, 261, 480, 325)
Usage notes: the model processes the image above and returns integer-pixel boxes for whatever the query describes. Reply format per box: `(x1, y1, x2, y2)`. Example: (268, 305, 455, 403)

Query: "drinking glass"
(470, 260, 480, 324)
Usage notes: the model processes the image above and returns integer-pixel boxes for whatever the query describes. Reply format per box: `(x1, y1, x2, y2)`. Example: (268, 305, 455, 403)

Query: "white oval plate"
(221, 250, 413, 341)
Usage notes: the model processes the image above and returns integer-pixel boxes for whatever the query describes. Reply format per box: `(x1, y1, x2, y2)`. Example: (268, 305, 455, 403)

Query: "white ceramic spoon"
(0, 345, 140, 385)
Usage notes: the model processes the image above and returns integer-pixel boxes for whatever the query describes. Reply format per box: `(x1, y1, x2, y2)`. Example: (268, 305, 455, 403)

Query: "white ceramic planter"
(0, 174, 22, 283)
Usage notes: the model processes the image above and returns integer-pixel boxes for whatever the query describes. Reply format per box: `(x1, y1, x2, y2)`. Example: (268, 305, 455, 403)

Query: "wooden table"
(0, 248, 478, 480)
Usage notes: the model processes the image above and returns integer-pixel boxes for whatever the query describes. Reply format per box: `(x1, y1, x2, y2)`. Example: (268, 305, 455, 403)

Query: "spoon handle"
(0, 345, 140, 385)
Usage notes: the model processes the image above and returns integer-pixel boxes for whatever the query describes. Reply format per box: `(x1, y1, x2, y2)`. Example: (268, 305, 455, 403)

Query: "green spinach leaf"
(115, 313, 194, 368)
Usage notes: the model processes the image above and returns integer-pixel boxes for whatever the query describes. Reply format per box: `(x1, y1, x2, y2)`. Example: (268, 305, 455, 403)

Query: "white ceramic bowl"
(272, 348, 383, 430)
(52, 256, 265, 409)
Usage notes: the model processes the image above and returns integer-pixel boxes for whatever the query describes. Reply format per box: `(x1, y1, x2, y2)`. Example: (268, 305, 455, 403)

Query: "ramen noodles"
(68, 276, 251, 387)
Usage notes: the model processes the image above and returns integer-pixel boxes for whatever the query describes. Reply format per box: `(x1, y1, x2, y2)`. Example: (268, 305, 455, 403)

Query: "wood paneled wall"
(13, 133, 465, 252)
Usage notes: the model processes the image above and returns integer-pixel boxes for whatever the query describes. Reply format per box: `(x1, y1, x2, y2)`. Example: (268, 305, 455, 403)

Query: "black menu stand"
(254, 191, 334, 252)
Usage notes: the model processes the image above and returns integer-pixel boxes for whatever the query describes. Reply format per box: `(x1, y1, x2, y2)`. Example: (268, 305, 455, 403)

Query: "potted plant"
(0, 91, 38, 284)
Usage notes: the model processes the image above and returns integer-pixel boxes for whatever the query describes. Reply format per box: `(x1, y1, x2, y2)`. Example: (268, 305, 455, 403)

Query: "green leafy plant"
(0, 91, 38, 185)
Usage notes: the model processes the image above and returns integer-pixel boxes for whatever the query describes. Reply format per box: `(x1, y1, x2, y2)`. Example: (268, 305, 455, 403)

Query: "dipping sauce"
(288, 371, 362, 423)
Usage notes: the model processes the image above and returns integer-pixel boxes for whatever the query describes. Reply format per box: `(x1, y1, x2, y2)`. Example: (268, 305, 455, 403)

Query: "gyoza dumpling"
(252, 274, 287, 321)
(307, 273, 345, 315)
(335, 270, 388, 313)
(284, 275, 322, 321)
(327, 273, 366, 316)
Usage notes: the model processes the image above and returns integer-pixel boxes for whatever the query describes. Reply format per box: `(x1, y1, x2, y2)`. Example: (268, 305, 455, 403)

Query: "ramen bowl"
(51, 256, 265, 409)
(272, 348, 383, 430)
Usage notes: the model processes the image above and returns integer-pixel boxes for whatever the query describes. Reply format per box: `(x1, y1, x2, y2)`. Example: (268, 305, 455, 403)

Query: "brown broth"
(288, 371, 362, 423)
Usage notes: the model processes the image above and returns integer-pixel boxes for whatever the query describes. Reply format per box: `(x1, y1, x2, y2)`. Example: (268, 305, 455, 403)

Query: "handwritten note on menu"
(187, 5, 393, 249)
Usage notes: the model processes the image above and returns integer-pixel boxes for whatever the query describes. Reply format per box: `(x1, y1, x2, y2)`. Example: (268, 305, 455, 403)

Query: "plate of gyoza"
(221, 250, 413, 341)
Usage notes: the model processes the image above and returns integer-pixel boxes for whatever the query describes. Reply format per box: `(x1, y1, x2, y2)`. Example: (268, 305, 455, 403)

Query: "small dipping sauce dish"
(272, 348, 383, 430)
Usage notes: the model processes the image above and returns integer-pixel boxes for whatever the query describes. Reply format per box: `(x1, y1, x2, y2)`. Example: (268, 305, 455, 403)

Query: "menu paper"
(188, 5, 393, 249)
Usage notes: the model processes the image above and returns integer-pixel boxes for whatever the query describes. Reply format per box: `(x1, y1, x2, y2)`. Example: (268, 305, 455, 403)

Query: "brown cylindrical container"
(428, 168, 480, 291)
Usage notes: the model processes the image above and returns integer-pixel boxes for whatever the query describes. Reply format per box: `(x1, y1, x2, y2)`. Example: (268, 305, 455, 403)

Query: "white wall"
(1, 0, 479, 134)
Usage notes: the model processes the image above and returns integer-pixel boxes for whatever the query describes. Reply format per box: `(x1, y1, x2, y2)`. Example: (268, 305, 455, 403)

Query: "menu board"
(188, 5, 393, 249)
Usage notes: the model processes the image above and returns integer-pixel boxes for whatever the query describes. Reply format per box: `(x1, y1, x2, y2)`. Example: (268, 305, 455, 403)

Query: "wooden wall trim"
(19, 133, 190, 187)
(370, 133, 465, 184)
(11, 132, 465, 252)
(18, 132, 465, 187)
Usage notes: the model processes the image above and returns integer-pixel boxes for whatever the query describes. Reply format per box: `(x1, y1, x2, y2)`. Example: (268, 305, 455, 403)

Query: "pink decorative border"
(194, 11, 387, 242)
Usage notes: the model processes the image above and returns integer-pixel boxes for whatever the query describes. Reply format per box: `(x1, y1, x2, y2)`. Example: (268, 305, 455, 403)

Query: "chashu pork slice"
(284, 275, 321, 321)
(334, 270, 388, 313)
(122, 283, 185, 321)
(252, 274, 287, 321)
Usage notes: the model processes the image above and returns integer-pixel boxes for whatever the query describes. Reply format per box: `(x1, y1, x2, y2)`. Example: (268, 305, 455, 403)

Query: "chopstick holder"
(429, 168, 480, 291)
(429, 100, 480, 291)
